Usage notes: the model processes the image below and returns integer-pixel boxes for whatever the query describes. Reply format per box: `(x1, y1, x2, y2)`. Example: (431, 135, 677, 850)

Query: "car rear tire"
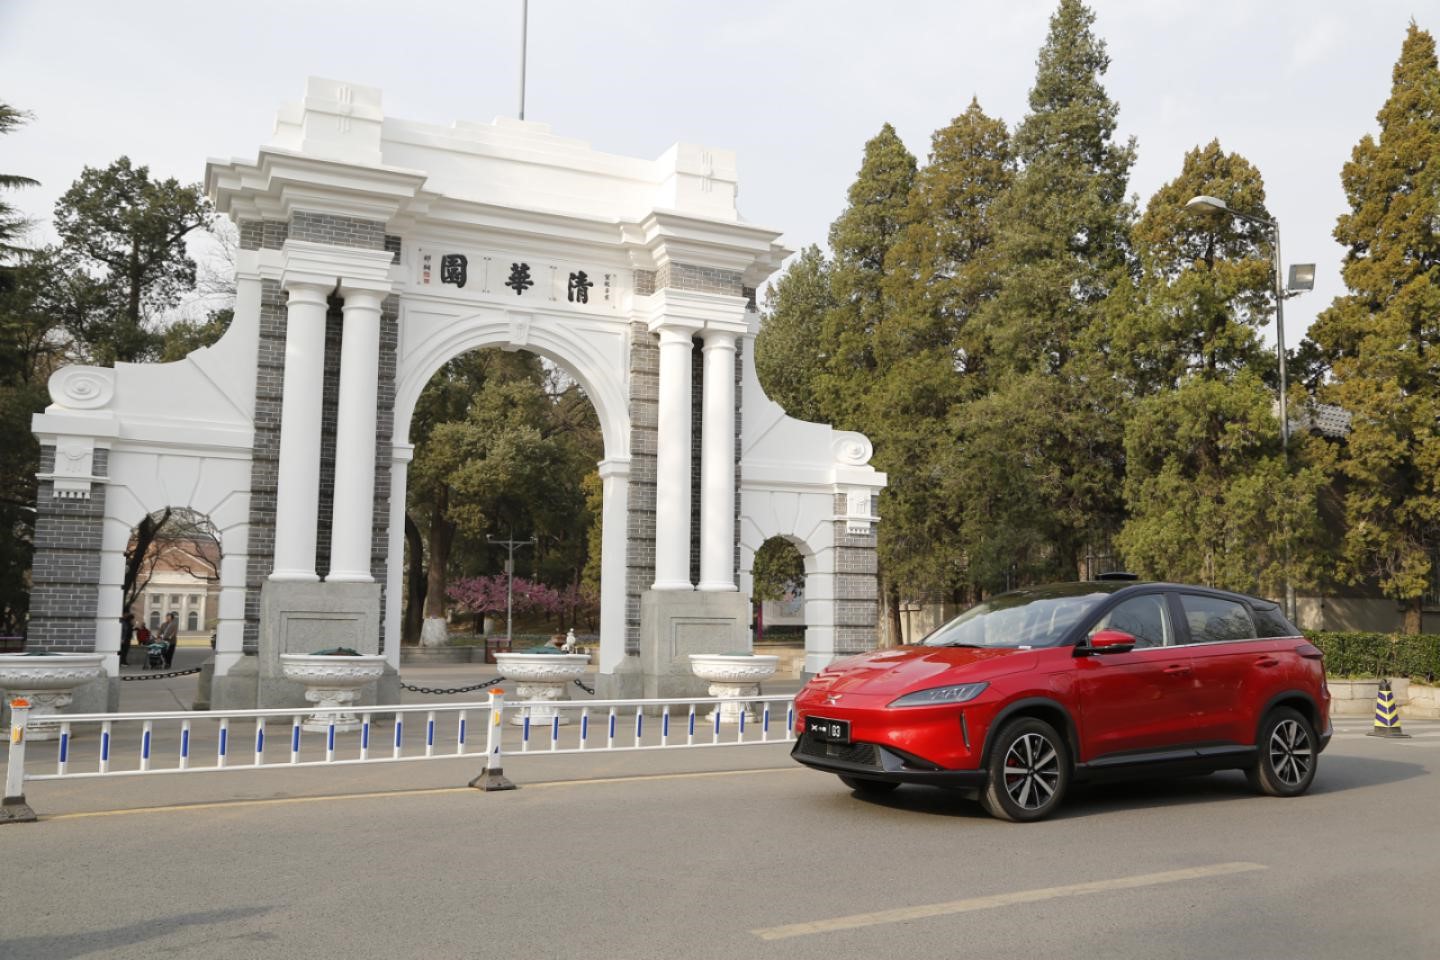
(839, 775, 900, 795)
(1246, 707, 1317, 797)
(980, 718, 1070, 822)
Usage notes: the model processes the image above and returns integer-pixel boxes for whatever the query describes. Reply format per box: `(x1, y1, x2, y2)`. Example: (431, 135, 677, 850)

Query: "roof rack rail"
(1094, 571, 1139, 581)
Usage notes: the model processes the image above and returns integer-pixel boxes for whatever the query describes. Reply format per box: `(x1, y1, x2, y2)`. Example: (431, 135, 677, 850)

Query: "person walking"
(118, 612, 134, 667)
(159, 611, 179, 669)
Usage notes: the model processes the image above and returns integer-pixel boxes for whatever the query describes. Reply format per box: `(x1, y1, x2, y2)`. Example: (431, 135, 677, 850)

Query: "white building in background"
(30, 77, 887, 711)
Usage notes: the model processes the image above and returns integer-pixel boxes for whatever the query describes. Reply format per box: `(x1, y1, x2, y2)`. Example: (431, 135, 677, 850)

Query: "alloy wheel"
(1002, 732, 1060, 810)
(1268, 718, 1313, 787)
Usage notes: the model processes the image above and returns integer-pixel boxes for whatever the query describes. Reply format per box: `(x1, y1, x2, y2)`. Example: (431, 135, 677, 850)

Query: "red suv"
(792, 580, 1331, 821)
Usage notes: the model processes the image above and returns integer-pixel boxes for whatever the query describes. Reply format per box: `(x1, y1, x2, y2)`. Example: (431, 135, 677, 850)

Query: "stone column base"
(257, 580, 383, 709)
(639, 590, 752, 701)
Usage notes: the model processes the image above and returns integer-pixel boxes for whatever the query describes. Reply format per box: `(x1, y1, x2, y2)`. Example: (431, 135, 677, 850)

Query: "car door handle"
(1255, 656, 1280, 668)
(1163, 664, 1192, 676)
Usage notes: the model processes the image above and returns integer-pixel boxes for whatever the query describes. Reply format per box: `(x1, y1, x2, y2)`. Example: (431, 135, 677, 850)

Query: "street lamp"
(1185, 195, 1314, 619)
(487, 532, 535, 644)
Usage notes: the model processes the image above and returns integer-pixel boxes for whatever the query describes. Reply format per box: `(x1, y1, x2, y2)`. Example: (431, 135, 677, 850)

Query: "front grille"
(797, 733, 879, 768)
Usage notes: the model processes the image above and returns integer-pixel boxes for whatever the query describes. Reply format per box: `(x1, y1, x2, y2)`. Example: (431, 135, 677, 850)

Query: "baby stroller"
(145, 640, 167, 670)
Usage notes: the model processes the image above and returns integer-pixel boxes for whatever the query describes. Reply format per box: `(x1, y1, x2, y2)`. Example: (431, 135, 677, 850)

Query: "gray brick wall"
(243, 279, 287, 651)
(656, 262, 744, 297)
(625, 321, 659, 655)
(238, 219, 289, 251)
(289, 211, 387, 250)
(28, 447, 108, 651)
(831, 493, 880, 655)
(370, 294, 400, 651)
(634, 270, 656, 297)
(314, 297, 345, 580)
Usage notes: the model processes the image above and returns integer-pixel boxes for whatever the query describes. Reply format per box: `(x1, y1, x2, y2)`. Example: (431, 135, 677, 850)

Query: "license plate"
(808, 717, 850, 743)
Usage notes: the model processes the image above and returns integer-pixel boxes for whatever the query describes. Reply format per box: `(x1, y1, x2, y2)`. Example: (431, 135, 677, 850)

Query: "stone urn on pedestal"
(494, 650, 590, 726)
(279, 650, 387, 732)
(0, 653, 107, 740)
(689, 653, 779, 724)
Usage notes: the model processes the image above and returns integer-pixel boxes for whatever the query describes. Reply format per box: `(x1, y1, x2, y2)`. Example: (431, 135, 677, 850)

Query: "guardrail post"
(2, 697, 38, 823)
(469, 688, 516, 791)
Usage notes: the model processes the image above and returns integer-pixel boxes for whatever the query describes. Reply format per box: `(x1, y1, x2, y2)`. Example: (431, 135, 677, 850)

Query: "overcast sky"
(0, 0, 1428, 343)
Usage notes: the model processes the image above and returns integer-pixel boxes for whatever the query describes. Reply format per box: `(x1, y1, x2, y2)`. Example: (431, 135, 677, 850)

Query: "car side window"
(1178, 594, 1255, 644)
(1090, 595, 1171, 648)
(1251, 604, 1298, 638)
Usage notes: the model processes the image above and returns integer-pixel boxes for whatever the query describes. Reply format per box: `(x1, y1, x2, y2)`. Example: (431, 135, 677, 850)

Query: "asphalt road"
(2, 717, 1438, 960)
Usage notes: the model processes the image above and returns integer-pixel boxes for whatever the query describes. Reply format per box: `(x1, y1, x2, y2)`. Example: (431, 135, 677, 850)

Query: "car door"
(1173, 592, 1274, 746)
(1072, 592, 1199, 761)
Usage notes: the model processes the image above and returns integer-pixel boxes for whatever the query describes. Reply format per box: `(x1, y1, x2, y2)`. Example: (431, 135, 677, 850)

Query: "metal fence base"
(1, 796, 37, 824)
(469, 766, 516, 792)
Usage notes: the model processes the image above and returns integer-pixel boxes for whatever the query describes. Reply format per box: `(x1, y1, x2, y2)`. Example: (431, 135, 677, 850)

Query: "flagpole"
(518, 0, 528, 120)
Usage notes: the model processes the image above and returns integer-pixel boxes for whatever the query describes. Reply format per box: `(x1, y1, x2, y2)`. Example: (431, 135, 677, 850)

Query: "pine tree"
(815, 123, 916, 432)
(1308, 22, 1440, 633)
(956, 0, 1136, 584)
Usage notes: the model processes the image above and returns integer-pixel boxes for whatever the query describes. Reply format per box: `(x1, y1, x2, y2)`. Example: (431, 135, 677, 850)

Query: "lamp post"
(1185, 195, 1314, 620)
(487, 533, 535, 644)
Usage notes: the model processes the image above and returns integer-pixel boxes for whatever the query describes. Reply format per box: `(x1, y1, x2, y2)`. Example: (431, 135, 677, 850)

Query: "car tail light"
(1296, 643, 1324, 660)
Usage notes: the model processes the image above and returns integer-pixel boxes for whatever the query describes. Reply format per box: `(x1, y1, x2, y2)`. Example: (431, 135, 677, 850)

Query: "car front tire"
(839, 775, 900, 796)
(980, 717, 1070, 822)
(1247, 707, 1318, 797)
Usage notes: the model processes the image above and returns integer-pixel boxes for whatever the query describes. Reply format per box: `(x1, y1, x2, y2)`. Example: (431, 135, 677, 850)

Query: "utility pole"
(488, 532, 535, 643)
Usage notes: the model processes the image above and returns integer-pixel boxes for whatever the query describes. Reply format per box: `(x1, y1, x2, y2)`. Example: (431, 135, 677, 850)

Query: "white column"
(652, 325, 695, 590)
(597, 457, 630, 672)
(327, 287, 385, 581)
(698, 330, 738, 591)
(270, 281, 331, 581)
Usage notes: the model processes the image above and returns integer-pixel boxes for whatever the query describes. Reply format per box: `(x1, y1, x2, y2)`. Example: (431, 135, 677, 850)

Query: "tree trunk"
(886, 578, 903, 647)
(423, 488, 454, 622)
(1403, 595, 1423, 636)
(402, 512, 426, 645)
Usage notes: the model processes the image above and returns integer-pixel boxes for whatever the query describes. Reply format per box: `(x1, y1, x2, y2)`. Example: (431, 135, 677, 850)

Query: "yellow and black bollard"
(1368, 679, 1411, 739)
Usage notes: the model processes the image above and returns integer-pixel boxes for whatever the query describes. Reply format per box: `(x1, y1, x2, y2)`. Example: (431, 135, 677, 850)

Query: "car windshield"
(921, 588, 1112, 649)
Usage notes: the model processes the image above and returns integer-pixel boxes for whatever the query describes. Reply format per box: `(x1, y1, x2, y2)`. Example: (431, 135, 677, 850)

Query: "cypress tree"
(754, 245, 833, 423)
(1116, 142, 1328, 594)
(873, 100, 1013, 601)
(816, 123, 916, 432)
(956, 0, 1136, 584)
(1308, 23, 1440, 633)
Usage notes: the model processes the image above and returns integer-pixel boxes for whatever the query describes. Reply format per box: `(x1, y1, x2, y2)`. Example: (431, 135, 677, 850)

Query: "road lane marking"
(751, 861, 1268, 941)
(42, 766, 803, 820)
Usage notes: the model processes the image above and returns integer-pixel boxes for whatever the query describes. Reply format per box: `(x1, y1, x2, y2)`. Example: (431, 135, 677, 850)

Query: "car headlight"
(887, 682, 988, 708)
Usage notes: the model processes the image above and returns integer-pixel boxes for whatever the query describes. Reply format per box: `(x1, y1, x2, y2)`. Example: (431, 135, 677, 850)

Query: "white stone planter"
(495, 652, 590, 726)
(0, 654, 106, 740)
(1327, 679, 1381, 717)
(279, 654, 386, 732)
(1407, 683, 1440, 719)
(689, 654, 779, 724)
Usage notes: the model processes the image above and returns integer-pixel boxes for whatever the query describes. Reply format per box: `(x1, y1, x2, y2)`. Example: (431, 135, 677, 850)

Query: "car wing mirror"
(1086, 629, 1137, 654)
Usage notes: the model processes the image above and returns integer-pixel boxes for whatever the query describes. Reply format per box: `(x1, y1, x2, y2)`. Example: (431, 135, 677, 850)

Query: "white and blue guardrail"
(1, 689, 797, 822)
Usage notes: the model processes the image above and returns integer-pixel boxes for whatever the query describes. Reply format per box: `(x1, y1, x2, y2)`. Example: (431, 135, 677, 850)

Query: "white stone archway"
(28, 77, 887, 710)
(388, 304, 633, 673)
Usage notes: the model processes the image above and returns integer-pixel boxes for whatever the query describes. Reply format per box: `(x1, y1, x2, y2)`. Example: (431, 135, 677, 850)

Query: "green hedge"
(1303, 631, 1440, 681)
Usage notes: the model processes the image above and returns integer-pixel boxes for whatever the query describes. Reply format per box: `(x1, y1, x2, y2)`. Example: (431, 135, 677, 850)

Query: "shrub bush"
(1304, 631, 1440, 682)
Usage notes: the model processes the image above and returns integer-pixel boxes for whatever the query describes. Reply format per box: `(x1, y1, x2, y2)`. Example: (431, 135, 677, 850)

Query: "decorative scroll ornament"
(48, 366, 115, 410)
(832, 433, 873, 466)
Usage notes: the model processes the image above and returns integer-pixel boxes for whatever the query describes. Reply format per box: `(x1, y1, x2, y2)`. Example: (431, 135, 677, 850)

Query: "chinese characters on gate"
(429, 251, 608, 306)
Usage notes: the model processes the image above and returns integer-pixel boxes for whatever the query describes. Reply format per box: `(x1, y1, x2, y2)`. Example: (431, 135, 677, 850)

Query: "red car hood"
(811, 646, 1038, 697)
